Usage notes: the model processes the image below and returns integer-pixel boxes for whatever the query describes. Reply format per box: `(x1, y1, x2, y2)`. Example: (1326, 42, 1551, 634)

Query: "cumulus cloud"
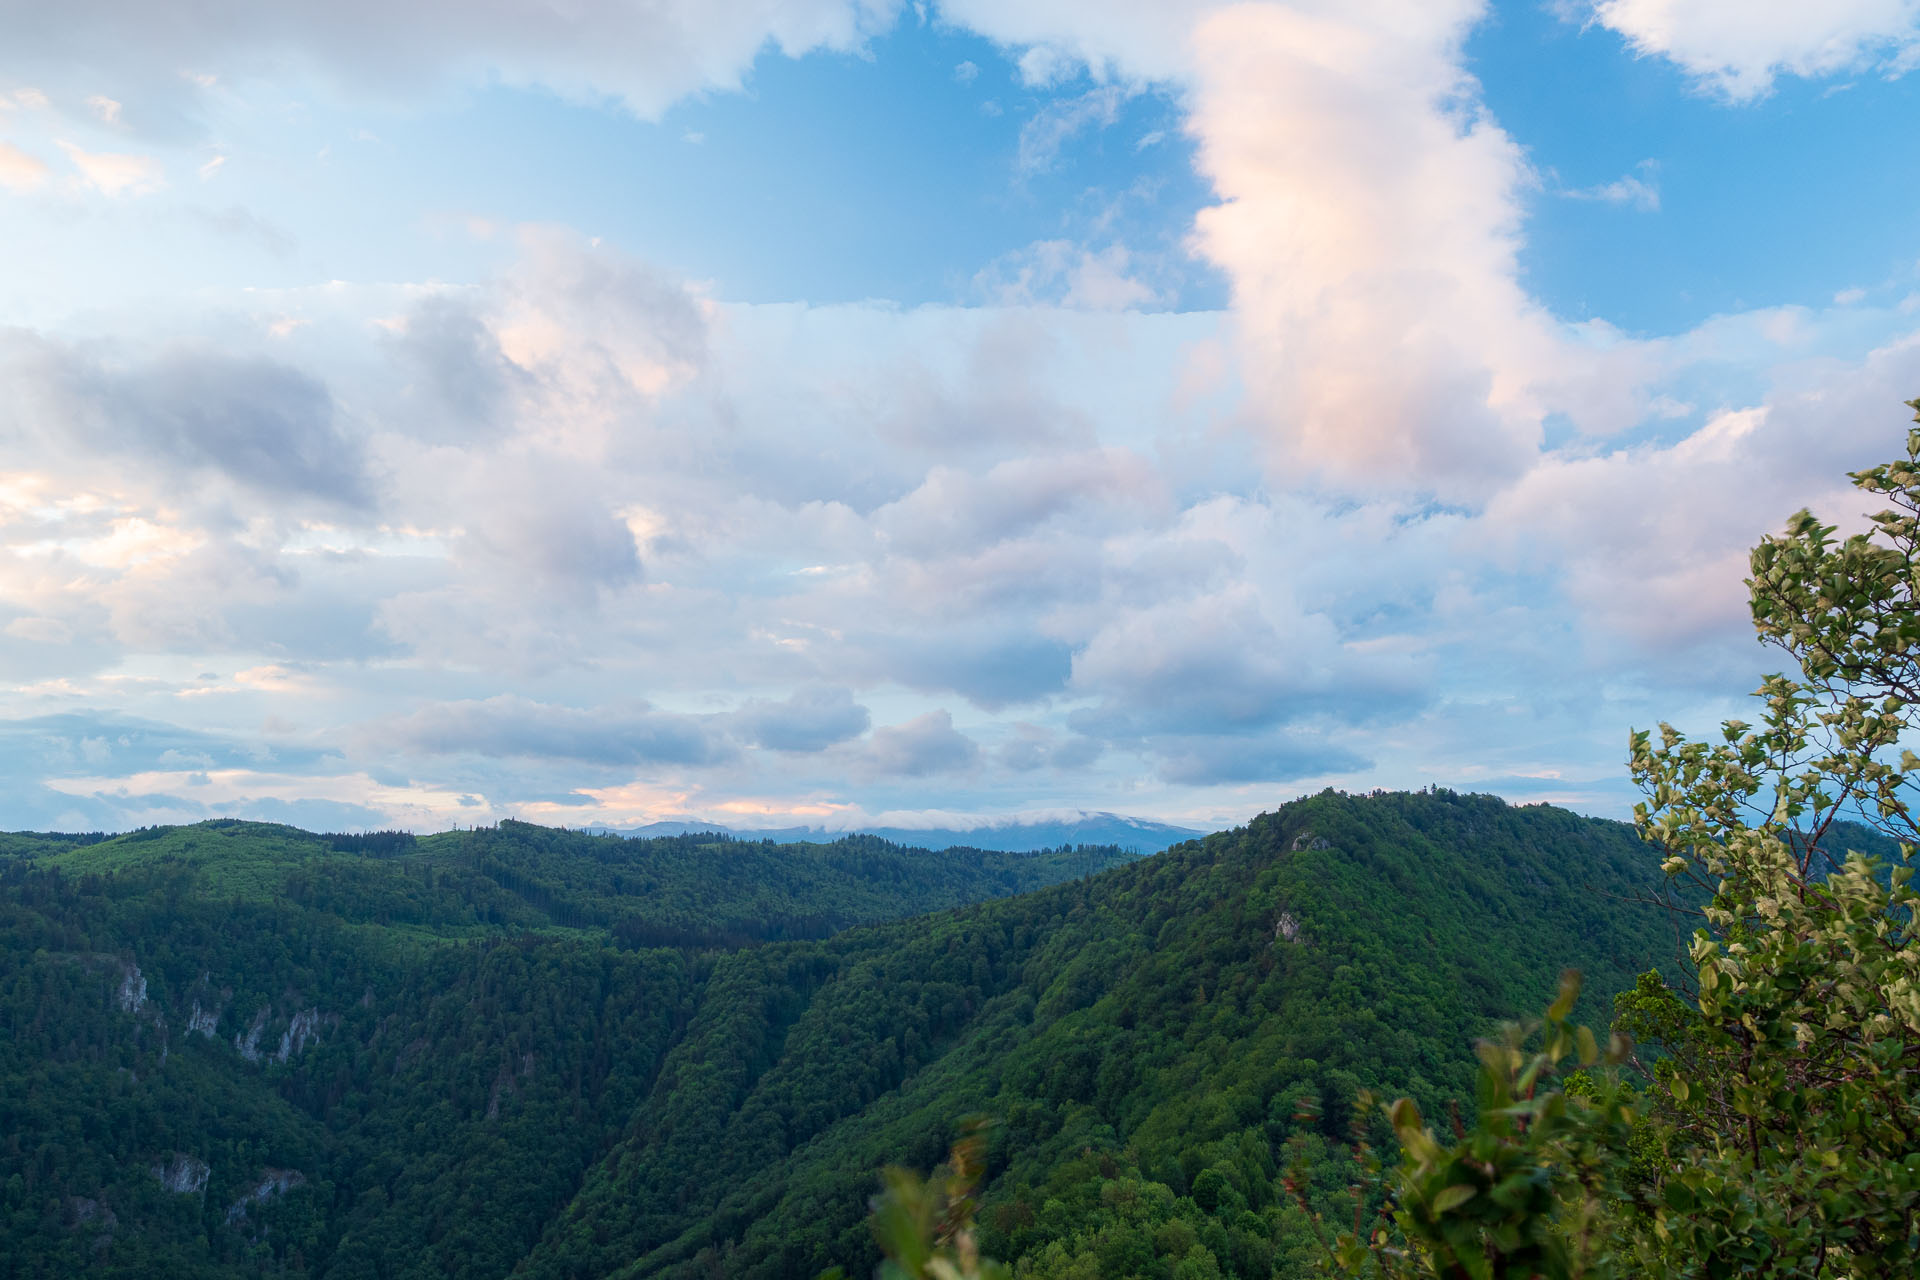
(3, 0, 902, 130)
(951, 0, 1681, 478)
(0, 712, 349, 832)
(866, 709, 981, 776)
(1069, 584, 1427, 739)
(874, 449, 1158, 556)
(1, 335, 370, 505)
(383, 695, 733, 766)
(973, 240, 1163, 310)
(103, 352, 360, 500)
(483, 228, 710, 452)
(3, 253, 1908, 828)
(4, 616, 72, 645)
(997, 722, 1103, 771)
(877, 627, 1076, 709)
(1478, 329, 1920, 651)
(1153, 731, 1370, 786)
(0, 711, 305, 777)
(454, 460, 646, 604)
(389, 292, 524, 436)
(344, 234, 714, 637)
(0, 0, 1912, 837)
(1184, 2, 1567, 497)
(936, 0, 1216, 83)
(1589, 0, 1920, 101)
(731, 686, 870, 752)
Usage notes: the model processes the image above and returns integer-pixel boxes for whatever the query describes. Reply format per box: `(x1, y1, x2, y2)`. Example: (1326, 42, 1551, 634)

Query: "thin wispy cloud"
(1016, 84, 1129, 175)
(56, 140, 163, 195)
(1563, 160, 1660, 211)
(0, 142, 50, 189)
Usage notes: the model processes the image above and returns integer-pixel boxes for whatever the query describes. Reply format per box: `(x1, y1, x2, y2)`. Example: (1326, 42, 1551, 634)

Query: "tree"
(1325, 400, 1920, 1278)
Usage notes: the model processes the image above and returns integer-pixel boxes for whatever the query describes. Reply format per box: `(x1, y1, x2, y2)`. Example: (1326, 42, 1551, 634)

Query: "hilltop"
(0, 818, 1138, 950)
(596, 813, 1209, 856)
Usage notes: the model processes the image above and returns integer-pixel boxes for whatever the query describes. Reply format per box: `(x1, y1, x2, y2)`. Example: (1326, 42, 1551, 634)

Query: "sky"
(2, 0, 1920, 836)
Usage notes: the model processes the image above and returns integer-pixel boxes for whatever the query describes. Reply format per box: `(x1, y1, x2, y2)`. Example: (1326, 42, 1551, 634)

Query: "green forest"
(2, 791, 1681, 1278)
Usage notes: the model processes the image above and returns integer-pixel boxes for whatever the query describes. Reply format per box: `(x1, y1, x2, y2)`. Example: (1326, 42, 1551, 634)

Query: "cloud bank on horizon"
(1, 0, 1919, 834)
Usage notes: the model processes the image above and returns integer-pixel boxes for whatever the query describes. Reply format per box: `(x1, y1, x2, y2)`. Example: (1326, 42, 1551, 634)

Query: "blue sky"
(2, 0, 1920, 835)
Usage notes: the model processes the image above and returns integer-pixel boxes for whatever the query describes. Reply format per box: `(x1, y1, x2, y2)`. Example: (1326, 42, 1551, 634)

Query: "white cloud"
(1478, 328, 1920, 650)
(937, 0, 1216, 83)
(866, 709, 980, 776)
(1, 0, 1917, 833)
(485, 226, 711, 440)
(5, 616, 72, 644)
(973, 240, 1162, 310)
(1, 334, 367, 503)
(1185, 1, 1566, 497)
(1015, 43, 1082, 87)
(1589, 0, 1920, 101)
(732, 687, 871, 752)
(382, 695, 734, 766)
(873, 449, 1158, 557)
(55, 140, 163, 195)
(1564, 160, 1661, 211)
(4, 248, 1914, 828)
(6, 0, 903, 126)
(1016, 83, 1129, 173)
(85, 93, 122, 124)
(0, 142, 50, 189)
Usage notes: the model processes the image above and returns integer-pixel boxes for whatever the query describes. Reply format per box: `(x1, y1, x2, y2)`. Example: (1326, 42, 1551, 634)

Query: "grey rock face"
(226, 1169, 307, 1224)
(152, 1153, 211, 1196)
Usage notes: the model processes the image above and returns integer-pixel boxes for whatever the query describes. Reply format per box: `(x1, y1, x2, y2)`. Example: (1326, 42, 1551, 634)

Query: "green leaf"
(1547, 970, 1581, 1023)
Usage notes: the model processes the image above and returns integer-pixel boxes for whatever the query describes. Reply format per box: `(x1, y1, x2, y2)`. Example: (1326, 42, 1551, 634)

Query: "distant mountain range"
(585, 811, 1212, 854)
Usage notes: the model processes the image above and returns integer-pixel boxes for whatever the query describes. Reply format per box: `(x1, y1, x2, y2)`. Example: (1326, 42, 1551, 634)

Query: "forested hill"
(1, 792, 1680, 1278)
(0, 818, 1138, 949)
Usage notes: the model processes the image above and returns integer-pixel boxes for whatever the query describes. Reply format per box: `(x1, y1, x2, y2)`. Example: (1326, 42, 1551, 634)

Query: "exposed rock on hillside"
(226, 1170, 306, 1224)
(152, 1154, 209, 1197)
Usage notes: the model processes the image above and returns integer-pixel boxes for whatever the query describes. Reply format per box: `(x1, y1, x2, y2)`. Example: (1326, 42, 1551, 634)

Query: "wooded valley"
(0, 791, 1687, 1278)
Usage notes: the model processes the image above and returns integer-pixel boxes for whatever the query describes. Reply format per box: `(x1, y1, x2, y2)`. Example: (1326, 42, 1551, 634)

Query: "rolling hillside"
(0, 791, 1678, 1278)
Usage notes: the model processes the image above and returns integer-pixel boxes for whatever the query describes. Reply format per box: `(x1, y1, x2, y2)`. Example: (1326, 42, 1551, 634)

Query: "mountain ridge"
(0, 789, 1676, 1278)
(583, 811, 1210, 855)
